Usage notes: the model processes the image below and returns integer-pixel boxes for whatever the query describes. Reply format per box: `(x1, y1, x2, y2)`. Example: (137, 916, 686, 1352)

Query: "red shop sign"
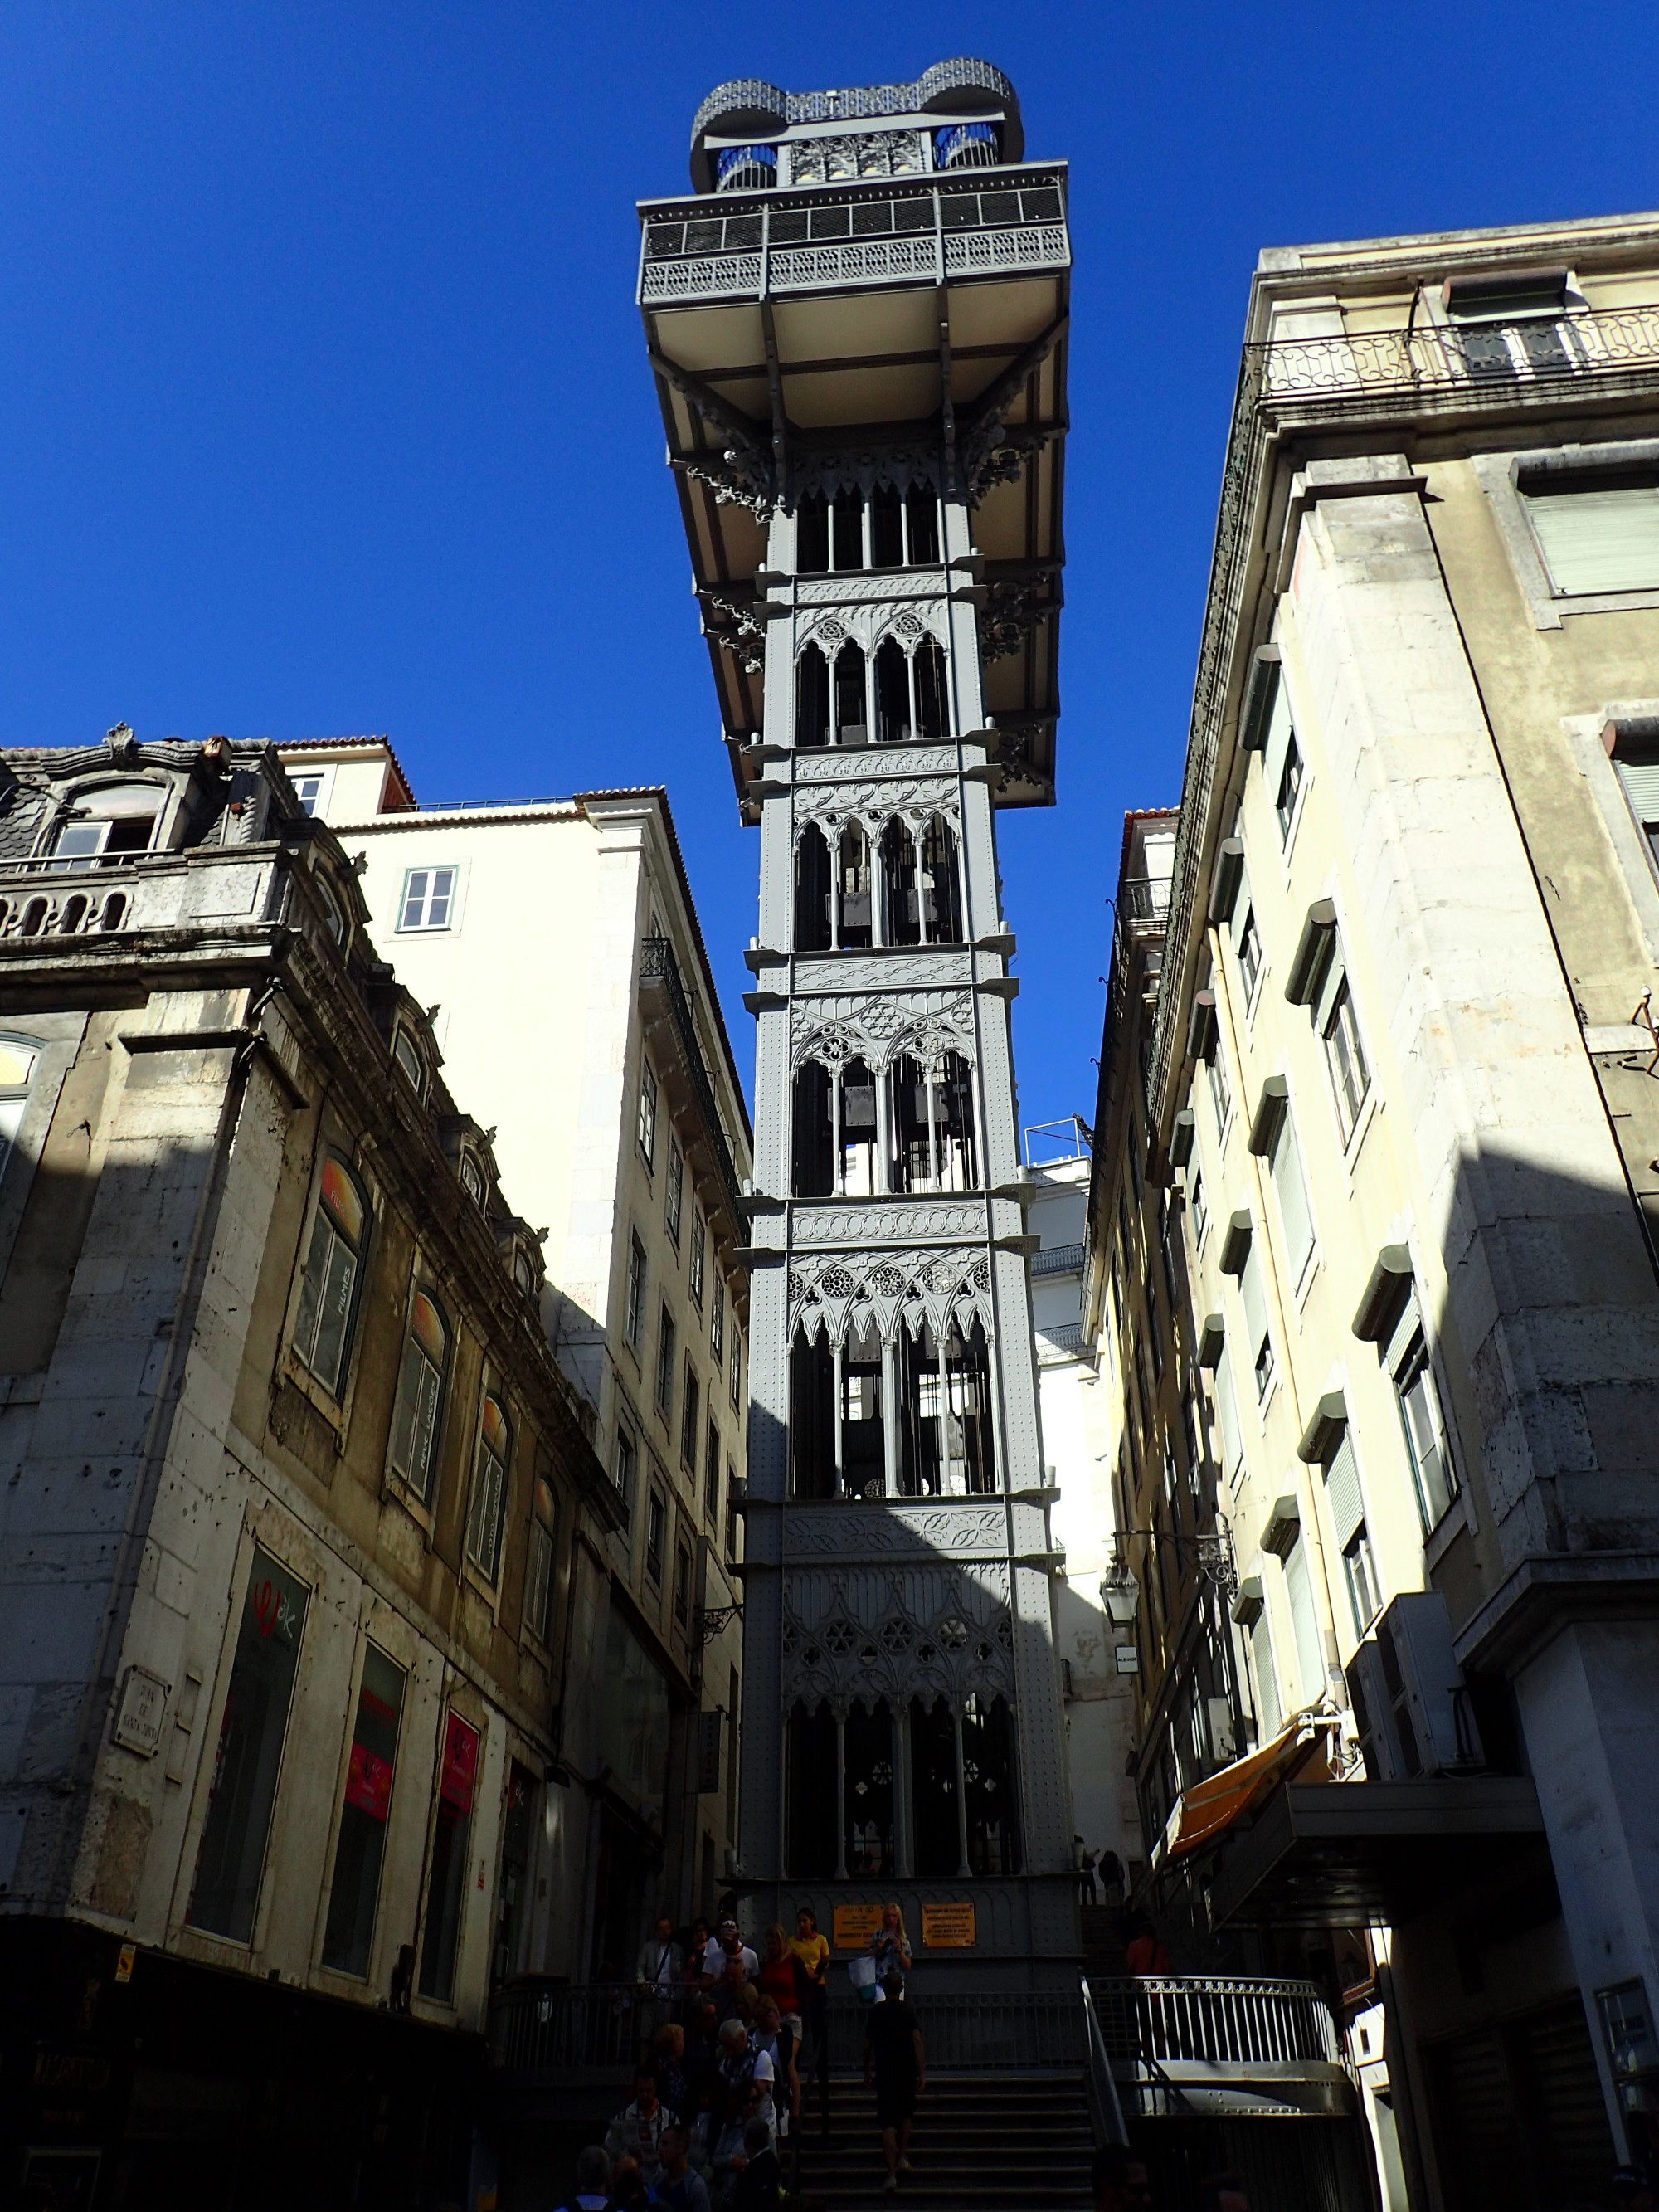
(440, 1713, 479, 1812)
(345, 1741, 393, 1823)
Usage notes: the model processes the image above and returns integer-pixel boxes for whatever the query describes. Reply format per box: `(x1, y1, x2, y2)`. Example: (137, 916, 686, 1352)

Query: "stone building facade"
(274, 743, 753, 1967)
(636, 59, 1078, 1987)
(1092, 214, 1659, 2206)
(0, 731, 619, 2206)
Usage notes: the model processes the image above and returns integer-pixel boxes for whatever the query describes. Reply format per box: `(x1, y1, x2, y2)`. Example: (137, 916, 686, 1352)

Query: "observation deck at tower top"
(635, 59, 1070, 815)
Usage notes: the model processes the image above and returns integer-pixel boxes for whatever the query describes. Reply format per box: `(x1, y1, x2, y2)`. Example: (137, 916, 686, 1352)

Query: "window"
(1523, 472, 1659, 595)
(321, 1644, 407, 1977)
(464, 1395, 511, 1581)
(1268, 1103, 1316, 1281)
(418, 1711, 479, 2003)
(289, 770, 327, 815)
(1237, 905, 1262, 1001)
(189, 1549, 309, 1942)
(293, 1154, 369, 1398)
(681, 1359, 700, 1467)
(704, 1418, 721, 1523)
(688, 1212, 706, 1308)
(1609, 734, 1659, 877)
(729, 1333, 742, 1411)
(655, 1306, 676, 1413)
(1188, 1163, 1208, 1246)
(398, 866, 457, 933)
(1282, 1532, 1324, 1702)
(637, 1059, 658, 1170)
(1249, 1608, 1281, 1738)
(51, 785, 159, 868)
(1208, 1038, 1233, 1136)
(1344, 1524, 1381, 1634)
(1240, 1243, 1273, 1401)
(460, 1152, 486, 1207)
(388, 1289, 449, 1501)
(1275, 734, 1304, 840)
(392, 1028, 425, 1094)
(674, 1539, 692, 1630)
(1323, 978, 1371, 1143)
(710, 1279, 725, 1366)
(1394, 1331, 1458, 1530)
(524, 1476, 557, 1644)
(625, 1234, 647, 1351)
(614, 1423, 637, 1509)
(0, 1035, 41, 1186)
(646, 1488, 666, 1583)
(665, 1143, 684, 1245)
(315, 876, 348, 947)
(724, 1459, 739, 1557)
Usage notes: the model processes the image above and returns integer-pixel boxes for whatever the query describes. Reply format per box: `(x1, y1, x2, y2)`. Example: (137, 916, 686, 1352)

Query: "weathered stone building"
(1089, 213, 1659, 2208)
(0, 730, 620, 2206)
(273, 740, 753, 1971)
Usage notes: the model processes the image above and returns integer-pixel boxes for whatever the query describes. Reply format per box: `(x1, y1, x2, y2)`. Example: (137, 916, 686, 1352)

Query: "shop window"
(189, 1548, 310, 1942)
(417, 1711, 479, 2002)
(321, 1644, 408, 1977)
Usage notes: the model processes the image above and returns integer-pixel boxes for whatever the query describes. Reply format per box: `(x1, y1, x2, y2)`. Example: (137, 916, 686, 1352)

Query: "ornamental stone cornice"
(791, 947, 975, 996)
(789, 1193, 989, 1247)
(794, 744, 963, 783)
(782, 1502, 1010, 1559)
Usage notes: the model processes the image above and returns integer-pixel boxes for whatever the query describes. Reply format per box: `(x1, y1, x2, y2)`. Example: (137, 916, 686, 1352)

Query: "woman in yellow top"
(788, 1906, 831, 2134)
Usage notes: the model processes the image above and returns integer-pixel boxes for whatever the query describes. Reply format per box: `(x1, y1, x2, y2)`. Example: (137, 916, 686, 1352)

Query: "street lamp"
(1099, 1558, 1141, 1625)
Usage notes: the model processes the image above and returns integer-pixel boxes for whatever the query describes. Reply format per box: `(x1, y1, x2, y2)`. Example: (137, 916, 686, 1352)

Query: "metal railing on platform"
(1088, 1976, 1342, 2070)
(489, 1981, 651, 2076)
(824, 1989, 1086, 2073)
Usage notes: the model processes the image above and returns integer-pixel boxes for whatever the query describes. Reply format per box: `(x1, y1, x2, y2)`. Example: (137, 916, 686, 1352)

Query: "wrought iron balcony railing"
(639, 173, 1068, 307)
(1117, 875, 1171, 928)
(1248, 303, 1659, 412)
(639, 936, 744, 1221)
(1032, 1240, 1086, 1278)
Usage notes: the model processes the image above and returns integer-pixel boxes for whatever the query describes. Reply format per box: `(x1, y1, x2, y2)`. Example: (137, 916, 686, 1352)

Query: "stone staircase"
(793, 2073, 1095, 2210)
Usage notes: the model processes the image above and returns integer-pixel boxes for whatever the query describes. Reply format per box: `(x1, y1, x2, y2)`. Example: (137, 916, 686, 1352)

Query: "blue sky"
(0, 2, 1653, 1131)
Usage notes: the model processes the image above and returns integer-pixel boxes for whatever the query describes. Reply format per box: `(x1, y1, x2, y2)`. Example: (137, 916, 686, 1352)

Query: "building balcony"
(638, 171, 1068, 309)
(1248, 303, 1659, 427)
(639, 935, 745, 1229)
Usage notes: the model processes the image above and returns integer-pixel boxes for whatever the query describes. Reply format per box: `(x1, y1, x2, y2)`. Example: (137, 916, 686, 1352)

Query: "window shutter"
(1613, 748, 1659, 830)
(1325, 1429, 1365, 1547)
(1525, 484, 1659, 594)
(1283, 1536, 1323, 1698)
(1271, 1110, 1315, 1277)
(1241, 1246, 1268, 1355)
(1214, 1346, 1243, 1476)
(1262, 675, 1296, 798)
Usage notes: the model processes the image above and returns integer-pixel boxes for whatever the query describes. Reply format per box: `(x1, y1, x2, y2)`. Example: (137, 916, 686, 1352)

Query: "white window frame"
(289, 765, 334, 817)
(397, 863, 464, 935)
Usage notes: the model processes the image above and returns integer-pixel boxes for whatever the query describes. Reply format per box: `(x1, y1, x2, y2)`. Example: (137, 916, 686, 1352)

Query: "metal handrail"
(639, 937, 744, 1219)
(1087, 1975, 1344, 2071)
(1080, 1975, 1128, 2146)
(489, 1980, 653, 2073)
(1032, 1240, 1086, 1278)
(1245, 303, 1659, 406)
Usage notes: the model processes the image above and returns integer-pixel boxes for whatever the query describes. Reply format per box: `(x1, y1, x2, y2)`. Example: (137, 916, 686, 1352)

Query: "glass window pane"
(322, 1644, 407, 1976)
(190, 1550, 309, 1942)
(418, 1711, 479, 2001)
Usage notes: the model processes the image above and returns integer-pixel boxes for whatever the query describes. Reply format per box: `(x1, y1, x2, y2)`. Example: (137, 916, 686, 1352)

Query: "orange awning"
(1165, 1717, 1334, 1861)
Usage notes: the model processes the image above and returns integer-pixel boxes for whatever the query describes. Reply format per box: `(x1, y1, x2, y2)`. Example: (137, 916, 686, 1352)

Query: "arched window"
(794, 828, 831, 952)
(56, 894, 87, 934)
(890, 1052, 977, 1192)
(795, 492, 830, 574)
(914, 638, 949, 738)
(962, 1694, 1019, 1874)
(294, 1154, 369, 1397)
(791, 1321, 888, 1498)
(795, 644, 830, 749)
(904, 485, 941, 566)
(786, 1702, 838, 1877)
(920, 817, 964, 943)
(833, 643, 868, 745)
(21, 899, 46, 938)
(794, 1051, 880, 1199)
(875, 639, 911, 745)
(392, 1027, 426, 1095)
(834, 824, 873, 949)
(895, 1319, 996, 1496)
(465, 1393, 511, 1581)
(883, 820, 918, 945)
(51, 782, 163, 868)
(841, 1321, 886, 1495)
(832, 487, 864, 571)
(844, 1701, 896, 1876)
(99, 893, 126, 932)
(792, 1062, 833, 1198)
(909, 1698, 962, 1876)
(388, 1288, 450, 1502)
(869, 484, 904, 568)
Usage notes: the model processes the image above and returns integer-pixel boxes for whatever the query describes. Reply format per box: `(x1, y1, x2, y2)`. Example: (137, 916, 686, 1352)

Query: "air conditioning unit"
(1345, 1591, 1483, 1780)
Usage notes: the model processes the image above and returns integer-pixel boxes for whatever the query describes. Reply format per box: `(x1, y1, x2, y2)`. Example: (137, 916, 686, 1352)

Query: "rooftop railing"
(1248, 303, 1659, 412)
(640, 175, 1068, 306)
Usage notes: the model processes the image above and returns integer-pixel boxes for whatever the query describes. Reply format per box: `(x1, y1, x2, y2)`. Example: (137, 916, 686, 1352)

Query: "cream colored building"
(1111, 214, 1659, 2206)
(278, 740, 752, 1964)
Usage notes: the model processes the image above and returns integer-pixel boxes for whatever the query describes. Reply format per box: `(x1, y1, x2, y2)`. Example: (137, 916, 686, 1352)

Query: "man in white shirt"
(604, 2071, 669, 2185)
(716, 1915, 758, 1980)
(637, 1912, 685, 2037)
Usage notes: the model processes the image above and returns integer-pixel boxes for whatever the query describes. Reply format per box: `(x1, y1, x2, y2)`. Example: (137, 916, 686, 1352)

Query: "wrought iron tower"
(638, 60, 1075, 1981)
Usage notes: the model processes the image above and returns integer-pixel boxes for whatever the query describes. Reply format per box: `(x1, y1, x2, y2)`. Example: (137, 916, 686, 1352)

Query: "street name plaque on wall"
(921, 1903, 976, 1948)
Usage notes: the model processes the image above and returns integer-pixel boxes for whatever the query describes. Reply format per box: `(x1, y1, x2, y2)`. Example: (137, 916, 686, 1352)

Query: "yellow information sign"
(832, 1904, 884, 1951)
(922, 1902, 977, 1949)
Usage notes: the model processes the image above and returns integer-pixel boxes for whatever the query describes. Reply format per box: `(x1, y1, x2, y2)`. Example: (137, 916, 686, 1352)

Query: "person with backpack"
(556, 2145, 611, 2212)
